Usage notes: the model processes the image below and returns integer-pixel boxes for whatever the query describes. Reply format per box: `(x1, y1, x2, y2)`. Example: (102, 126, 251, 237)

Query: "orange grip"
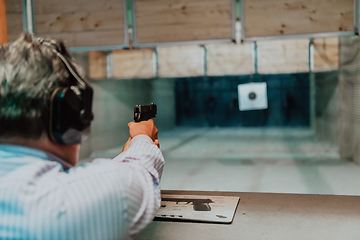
(0, 0, 7, 44)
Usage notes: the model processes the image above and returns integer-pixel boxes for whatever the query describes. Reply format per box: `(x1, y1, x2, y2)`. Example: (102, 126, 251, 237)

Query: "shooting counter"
(138, 190, 360, 240)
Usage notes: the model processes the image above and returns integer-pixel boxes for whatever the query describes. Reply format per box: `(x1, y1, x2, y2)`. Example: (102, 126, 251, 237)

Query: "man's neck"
(0, 136, 79, 166)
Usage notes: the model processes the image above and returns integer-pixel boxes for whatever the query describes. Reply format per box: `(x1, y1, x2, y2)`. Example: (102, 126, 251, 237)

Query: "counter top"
(137, 190, 360, 240)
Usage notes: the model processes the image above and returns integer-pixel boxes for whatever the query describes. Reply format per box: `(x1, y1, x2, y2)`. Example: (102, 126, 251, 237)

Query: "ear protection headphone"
(38, 38, 94, 145)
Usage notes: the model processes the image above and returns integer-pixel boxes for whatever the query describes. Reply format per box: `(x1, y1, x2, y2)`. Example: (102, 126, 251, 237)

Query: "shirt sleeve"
(111, 135, 164, 237)
(52, 136, 164, 240)
(89, 135, 164, 238)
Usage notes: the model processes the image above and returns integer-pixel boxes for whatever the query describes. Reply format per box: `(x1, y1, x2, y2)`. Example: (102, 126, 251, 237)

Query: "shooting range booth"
(4, 0, 360, 239)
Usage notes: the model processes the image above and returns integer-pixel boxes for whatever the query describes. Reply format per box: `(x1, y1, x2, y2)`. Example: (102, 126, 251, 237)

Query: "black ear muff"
(49, 86, 93, 145)
(39, 38, 94, 145)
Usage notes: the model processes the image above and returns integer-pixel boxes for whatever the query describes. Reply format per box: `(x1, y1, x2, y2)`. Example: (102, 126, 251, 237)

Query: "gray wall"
(338, 36, 360, 164)
(314, 71, 338, 144)
(79, 78, 176, 159)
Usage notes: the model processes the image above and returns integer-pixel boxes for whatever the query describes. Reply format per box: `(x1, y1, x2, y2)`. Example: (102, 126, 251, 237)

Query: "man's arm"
(112, 135, 164, 237)
(112, 119, 164, 236)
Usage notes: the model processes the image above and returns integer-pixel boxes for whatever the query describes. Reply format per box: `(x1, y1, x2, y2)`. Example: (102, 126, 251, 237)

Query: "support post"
(0, 0, 7, 44)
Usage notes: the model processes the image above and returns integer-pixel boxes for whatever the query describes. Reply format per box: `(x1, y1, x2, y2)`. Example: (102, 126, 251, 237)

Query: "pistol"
(134, 103, 157, 122)
(162, 198, 214, 211)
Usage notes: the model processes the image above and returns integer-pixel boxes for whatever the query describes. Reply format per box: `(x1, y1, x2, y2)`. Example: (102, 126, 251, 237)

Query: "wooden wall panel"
(34, 0, 122, 14)
(158, 45, 204, 77)
(112, 49, 155, 79)
(313, 38, 338, 72)
(35, 11, 122, 34)
(41, 30, 124, 47)
(89, 51, 107, 79)
(244, 0, 354, 39)
(257, 39, 309, 74)
(5, 0, 22, 13)
(134, 0, 233, 44)
(5, 0, 23, 42)
(206, 43, 254, 76)
(33, 0, 125, 47)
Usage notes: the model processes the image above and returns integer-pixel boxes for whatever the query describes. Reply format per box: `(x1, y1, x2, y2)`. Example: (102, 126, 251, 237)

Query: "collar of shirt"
(0, 144, 72, 171)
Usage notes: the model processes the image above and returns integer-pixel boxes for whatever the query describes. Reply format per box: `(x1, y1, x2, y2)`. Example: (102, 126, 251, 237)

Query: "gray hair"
(0, 33, 82, 140)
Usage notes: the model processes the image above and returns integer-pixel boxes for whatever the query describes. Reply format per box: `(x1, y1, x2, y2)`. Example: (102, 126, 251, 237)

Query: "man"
(0, 33, 164, 240)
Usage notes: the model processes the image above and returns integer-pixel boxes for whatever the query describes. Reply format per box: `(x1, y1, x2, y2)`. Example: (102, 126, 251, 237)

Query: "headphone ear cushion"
(49, 87, 90, 144)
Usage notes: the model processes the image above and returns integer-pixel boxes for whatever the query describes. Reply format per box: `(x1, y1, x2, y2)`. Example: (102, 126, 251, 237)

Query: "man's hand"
(128, 119, 158, 141)
(122, 120, 159, 152)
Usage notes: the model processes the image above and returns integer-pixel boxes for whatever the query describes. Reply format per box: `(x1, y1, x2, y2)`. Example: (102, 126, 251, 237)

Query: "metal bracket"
(253, 42, 258, 74)
(153, 47, 159, 78)
(22, 0, 34, 33)
(202, 45, 208, 76)
(308, 39, 314, 72)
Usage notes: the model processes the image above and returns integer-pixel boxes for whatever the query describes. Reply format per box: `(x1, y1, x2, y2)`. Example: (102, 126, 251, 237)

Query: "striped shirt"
(0, 135, 164, 240)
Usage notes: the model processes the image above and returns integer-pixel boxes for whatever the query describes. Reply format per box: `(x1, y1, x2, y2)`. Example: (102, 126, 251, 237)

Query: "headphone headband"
(37, 38, 86, 89)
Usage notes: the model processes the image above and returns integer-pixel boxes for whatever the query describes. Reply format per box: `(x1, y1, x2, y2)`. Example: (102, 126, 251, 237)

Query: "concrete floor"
(86, 127, 360, 196)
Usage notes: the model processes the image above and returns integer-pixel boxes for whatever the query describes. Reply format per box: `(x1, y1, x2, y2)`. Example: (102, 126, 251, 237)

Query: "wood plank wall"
(243, 0, 354, 39)
(89, 51, 108, 79)
(257, 39, 309, 74)
(157, 45, 204, 77)
(33, 0, 125, 47)
(5, 0, 23, 42)
(313, 38, 338, 72)
(134, 0, 233, 44)
(112, 49, 155, 79)
(206, 43, 254, 75)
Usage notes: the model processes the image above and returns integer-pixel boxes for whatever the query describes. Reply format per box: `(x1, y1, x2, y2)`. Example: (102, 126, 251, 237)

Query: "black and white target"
(237, 82, 268, 111)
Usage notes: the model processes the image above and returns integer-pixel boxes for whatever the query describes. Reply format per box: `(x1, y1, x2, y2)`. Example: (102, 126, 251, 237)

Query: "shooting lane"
(132, 1, 360, 239)
(4, 0, 360, 239)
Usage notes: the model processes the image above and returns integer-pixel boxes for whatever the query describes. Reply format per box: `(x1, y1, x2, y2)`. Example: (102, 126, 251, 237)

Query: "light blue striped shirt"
(0, 136, 164, 240)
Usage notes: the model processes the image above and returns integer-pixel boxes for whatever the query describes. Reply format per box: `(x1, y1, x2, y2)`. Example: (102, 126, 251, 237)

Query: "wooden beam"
(134, 0, 233, 44)
(89, 51, 107, 79)
(0, 0, 7, 44)
(206, 42, 254, 76)
(243, 0, 354, 39)
(158, 45, 204, 77)
(112, 49, 155, 79)
(313, 38, 338, 72)
(257, 39, 309, 74)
